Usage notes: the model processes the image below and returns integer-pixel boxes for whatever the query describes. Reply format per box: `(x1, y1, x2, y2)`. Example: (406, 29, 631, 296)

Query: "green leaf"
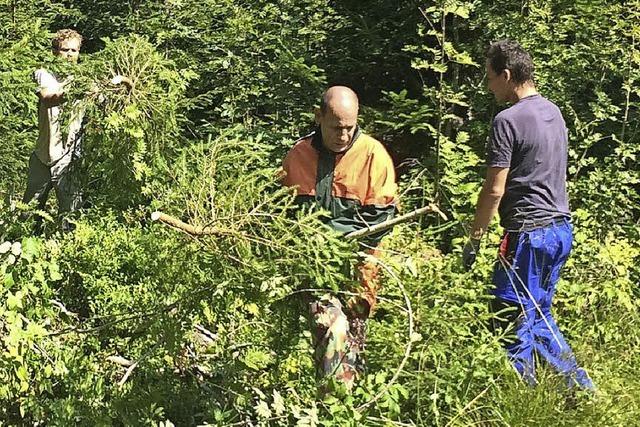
(7, 291, 23, 310)
(456, 131, 470, 144)
(21, 237, 40, 263)
(255, 400, 272, 419)
(49, 262, 63, 281)
(272, 389, 286, 416)
(4, 272, 15, 287)
(16, 365, 28, 382)
(444, 4, 471, 19)
(242, 348, 272, 370)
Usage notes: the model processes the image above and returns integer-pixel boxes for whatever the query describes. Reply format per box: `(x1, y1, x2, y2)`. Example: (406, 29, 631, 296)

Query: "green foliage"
(0, 0, 639, 425)
(57, 0, 334, 145)
(0, 24, 52, 194)
(48, 35, 194, 210)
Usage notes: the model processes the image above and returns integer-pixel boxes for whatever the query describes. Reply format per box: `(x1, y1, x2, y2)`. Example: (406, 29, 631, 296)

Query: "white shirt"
(34, 68, 85, 165)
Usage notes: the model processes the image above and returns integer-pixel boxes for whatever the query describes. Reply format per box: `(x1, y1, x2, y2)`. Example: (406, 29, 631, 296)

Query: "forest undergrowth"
(0, 0, 638, 425)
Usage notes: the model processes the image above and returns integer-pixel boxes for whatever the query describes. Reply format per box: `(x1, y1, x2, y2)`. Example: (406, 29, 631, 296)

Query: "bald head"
(320, 86, 359, 115)
(316, 86, 359, 153)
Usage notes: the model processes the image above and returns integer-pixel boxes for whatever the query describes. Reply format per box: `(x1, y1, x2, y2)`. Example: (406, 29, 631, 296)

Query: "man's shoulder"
(354, 133, 387, 155)
(34, 67, 52, 75)
(284, 132, 316, 161)
(494, 103, 523, 124)
(346, 134, 393, 172)
(497, 95, 560, 121)
(34, 68, 56, 80)
(289, 132, 314, 151)
(358, 132, 381, 145)
(293, 131, 315, 145)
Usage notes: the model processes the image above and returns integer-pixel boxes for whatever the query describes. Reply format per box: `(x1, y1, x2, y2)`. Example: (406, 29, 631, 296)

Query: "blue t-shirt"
(487, 94, 571, 231)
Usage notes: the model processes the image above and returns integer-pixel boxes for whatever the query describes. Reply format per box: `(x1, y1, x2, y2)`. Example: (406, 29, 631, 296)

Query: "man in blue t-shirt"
(463, 39, 594, 390)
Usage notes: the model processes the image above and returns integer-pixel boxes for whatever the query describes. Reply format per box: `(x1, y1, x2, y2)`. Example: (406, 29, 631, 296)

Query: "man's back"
(487, 94, 570, 231)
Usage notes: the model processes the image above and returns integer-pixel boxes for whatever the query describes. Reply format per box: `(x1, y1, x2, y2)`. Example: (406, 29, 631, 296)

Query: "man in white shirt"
(23, 29, 85, 231)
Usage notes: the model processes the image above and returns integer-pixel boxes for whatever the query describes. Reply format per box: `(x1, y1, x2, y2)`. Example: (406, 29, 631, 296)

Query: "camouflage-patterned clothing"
(310, 295, 362, 391)
(309, 253, 380, 392)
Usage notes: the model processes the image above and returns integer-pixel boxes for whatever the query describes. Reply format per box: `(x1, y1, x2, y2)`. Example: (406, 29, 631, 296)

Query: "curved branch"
(357, 259, 415, 412)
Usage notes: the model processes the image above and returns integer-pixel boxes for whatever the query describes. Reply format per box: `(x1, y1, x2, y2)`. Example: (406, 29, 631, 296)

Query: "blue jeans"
(491, 220, 594, 390)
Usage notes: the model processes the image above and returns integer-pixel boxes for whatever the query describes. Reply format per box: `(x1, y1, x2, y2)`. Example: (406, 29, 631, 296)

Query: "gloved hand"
(462, 238, 481, 271)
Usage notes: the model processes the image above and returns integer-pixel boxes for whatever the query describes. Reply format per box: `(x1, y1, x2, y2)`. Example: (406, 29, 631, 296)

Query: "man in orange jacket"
(282, 86, 398, 391)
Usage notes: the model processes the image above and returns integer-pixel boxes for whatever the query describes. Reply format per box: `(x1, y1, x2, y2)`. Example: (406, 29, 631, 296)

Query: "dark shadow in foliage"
(323, 0, 423, 103)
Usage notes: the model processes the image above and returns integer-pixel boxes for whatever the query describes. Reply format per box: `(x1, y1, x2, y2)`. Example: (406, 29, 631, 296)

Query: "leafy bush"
(0, 0, 639, 425)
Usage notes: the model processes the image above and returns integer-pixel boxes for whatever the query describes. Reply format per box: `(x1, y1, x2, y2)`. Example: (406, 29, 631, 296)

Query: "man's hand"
(110, 75, 133, 89)
(38, 85, 65, 106)
(462, 238, 481, 271)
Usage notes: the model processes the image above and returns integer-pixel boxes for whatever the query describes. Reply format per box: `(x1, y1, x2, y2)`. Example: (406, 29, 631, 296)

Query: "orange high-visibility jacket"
(282, 129, 398, 245)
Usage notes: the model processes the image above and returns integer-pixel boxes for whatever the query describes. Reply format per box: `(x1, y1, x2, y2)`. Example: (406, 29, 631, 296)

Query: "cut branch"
(114, 346, 158, 387)
(151, 211, 223, 236)
(107, 355, 134, 367)
(153, 202, 446, 241)
(345, 204, 447, 241)
(118, 361, 139, 386)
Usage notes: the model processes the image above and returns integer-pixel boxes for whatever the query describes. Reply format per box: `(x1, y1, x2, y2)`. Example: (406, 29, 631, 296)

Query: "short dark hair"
(319, 93, 328, 114)
(319, 90, 336, 114)
(486, 40, 534, 85)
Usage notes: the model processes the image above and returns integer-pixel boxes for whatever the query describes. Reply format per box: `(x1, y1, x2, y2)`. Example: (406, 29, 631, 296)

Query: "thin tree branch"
(357, 258, 415, 412)
(151, 211, 227, 236)
(345, 204, 447, 240)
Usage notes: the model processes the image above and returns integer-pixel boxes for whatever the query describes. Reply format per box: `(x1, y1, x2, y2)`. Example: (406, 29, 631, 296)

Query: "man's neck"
(509, 82, 538, 103)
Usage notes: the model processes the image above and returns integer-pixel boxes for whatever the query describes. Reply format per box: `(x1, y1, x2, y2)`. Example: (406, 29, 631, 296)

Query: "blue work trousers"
(491, 219, 594, 390)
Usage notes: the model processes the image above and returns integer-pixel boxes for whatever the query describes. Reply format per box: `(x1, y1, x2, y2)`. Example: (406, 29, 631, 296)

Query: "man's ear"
(503, 69, 512, 83)
(314, 107, 322, 125)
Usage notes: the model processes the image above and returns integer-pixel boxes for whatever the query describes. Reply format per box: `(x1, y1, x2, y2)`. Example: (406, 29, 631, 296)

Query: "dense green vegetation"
(0, 0, 638, 425)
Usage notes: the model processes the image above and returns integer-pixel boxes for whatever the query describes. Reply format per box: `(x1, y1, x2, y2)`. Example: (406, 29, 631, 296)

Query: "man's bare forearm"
(470, 184, 503, 240)
(469, 167, 509, 240)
